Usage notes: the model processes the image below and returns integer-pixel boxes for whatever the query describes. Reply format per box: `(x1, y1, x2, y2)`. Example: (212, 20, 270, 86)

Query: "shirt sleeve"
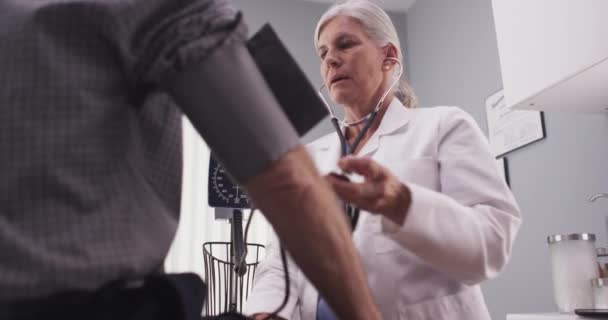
(106, 0, 301, 183)
(103, 0, 247, 85)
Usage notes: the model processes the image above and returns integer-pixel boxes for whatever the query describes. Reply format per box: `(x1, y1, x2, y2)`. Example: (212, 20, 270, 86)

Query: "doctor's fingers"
(326, 175, 384, 205)
(338, 156, 387, 180)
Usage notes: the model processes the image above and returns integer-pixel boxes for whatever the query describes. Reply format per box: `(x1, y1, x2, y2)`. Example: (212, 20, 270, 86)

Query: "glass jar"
(597, 247, 608, 277)
(592, 278, 608, 309)
(548, 233, 599, 312)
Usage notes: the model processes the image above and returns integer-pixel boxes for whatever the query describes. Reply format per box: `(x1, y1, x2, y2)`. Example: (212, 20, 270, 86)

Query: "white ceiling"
(292, 0, 416, 13)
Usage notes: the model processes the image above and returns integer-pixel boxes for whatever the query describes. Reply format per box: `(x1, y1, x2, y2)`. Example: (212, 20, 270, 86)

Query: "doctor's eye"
(337, 39, 356, 49)
(319, 49, 328, 60)
(336, 35, 359, 51)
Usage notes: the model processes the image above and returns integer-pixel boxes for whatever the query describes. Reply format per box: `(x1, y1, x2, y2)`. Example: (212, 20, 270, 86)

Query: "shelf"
(492, 0, 608, 113)
(513, 56, 608, 113)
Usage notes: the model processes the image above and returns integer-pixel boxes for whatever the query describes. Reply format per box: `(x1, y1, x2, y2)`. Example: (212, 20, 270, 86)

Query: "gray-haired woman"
(245, 1, 521, 319)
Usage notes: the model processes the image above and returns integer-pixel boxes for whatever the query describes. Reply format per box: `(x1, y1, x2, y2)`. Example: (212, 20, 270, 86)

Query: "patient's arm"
(244, 146, 379, 320)
(167, 42, 380, 320)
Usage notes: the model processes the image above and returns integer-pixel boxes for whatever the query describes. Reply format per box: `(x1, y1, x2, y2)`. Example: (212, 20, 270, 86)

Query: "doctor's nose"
(325, 52, 342, 69)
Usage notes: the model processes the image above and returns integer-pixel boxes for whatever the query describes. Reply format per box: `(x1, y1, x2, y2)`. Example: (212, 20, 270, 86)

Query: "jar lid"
(598, 247, 608, 257)
(592, 278, 608, 287)
(547, 233, 596, 244)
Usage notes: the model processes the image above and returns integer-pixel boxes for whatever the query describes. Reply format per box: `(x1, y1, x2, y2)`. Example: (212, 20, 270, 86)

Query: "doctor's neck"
(344, 95, 393, 150)
(344, 84, 395, 122)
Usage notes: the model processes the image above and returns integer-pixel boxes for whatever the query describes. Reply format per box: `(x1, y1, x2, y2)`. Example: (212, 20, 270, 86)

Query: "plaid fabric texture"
(0, 0, 245, 301)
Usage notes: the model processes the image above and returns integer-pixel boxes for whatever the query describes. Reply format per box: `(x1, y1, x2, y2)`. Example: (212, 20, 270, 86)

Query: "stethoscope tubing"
(318, 58, 403, 229)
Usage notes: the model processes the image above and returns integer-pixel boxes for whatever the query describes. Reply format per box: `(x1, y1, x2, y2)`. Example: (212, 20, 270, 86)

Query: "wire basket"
(202, 242, 265, 316)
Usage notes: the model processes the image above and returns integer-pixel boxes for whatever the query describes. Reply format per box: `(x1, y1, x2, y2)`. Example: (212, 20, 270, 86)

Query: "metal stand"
(202, 209, 265, 316)
(228, 209, 245, 312)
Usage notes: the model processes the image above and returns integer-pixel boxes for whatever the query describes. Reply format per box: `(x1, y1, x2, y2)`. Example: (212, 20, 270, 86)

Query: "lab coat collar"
(355, 97, 412, 156)
(313, 97, 412, 162)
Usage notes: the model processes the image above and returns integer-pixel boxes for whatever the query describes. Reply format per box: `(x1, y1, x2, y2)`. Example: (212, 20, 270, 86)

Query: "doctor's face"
(317, 16, 386, 107)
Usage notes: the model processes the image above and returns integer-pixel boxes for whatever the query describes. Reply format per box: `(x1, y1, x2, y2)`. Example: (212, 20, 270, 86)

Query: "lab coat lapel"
(312, 134, 342, 175)
(358, 98, 412, 157)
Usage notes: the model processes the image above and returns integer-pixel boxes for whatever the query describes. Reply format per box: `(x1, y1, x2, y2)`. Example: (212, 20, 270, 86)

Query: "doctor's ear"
(382, 57, 398, 71)
(382, 44, 399, 70)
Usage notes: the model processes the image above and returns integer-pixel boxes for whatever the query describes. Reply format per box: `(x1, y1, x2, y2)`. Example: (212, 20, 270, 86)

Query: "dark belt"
(0, 273, 206, 320)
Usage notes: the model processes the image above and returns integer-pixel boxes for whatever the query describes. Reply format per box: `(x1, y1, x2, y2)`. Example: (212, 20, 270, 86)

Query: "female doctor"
(244, 1, 522, 319)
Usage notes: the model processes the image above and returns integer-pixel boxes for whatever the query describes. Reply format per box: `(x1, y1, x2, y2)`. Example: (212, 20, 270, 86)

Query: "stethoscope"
(317, 57, 403, 229)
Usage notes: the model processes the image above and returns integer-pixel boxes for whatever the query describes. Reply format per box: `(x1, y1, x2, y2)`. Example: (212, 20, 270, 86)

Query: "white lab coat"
(244, 99, 522, 320)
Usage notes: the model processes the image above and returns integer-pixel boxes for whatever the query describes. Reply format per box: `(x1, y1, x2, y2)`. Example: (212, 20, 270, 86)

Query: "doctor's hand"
(326, 156, 412, 226)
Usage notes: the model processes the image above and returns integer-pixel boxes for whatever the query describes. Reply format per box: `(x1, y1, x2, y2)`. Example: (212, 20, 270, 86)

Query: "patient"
(244, 1, 522, 319)
(0, 0, 382, 319)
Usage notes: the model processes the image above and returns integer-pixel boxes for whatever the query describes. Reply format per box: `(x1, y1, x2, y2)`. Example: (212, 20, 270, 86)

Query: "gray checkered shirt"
(0, 0, 246, 301)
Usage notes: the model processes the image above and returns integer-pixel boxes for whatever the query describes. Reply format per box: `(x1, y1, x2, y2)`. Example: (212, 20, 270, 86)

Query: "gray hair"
(314, 0, 418, 108)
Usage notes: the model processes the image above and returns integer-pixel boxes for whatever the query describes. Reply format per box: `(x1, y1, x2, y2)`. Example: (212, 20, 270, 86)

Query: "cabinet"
(491, 0, 608, 112)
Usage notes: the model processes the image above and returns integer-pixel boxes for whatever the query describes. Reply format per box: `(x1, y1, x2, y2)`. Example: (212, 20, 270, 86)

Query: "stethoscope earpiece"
(383, 57, 399, 71)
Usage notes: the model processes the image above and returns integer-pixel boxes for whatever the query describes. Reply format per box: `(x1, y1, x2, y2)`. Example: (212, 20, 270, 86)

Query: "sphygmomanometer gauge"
(208, 155, 251, 209)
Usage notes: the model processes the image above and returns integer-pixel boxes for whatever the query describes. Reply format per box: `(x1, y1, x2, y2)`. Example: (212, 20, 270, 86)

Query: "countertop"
(507, 313, 591, 320)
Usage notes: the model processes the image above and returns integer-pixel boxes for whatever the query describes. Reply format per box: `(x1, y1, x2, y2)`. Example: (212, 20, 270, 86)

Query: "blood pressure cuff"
(247, 24, 328, 136)
(167, 24, 327, 184)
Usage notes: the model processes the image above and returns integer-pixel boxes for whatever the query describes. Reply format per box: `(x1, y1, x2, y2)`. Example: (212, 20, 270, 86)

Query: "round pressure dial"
(208, 155, 251, 209)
